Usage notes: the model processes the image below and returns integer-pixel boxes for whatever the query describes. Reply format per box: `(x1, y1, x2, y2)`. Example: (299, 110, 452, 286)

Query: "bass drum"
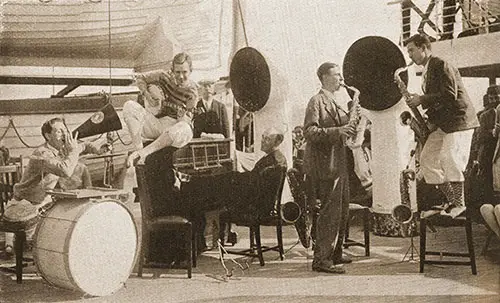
(33, 198, 138, 297)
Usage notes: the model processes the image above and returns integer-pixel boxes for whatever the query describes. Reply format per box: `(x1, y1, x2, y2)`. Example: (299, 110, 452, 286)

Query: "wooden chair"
(344, 201, 371, 257)
(419, 209, 477, 275)
(135, 163, 196, 278)
(0, 159, 28, 284)
(220, 167, 287, 266)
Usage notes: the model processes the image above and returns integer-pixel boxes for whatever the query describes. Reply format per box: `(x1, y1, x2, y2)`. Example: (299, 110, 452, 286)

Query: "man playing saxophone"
(303, 62, 356, 274)
(405, 34, 479, 218)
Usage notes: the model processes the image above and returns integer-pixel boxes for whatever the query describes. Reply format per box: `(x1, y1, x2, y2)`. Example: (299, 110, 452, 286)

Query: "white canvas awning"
(0, 0, 226, 71)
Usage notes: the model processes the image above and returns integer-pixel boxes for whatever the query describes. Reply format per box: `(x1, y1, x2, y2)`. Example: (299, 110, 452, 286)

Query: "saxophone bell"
(391, 168, 416, 224)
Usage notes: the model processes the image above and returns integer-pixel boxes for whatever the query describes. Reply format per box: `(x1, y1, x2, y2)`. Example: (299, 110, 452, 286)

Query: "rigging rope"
(236, 0, 249, 47)
(9, 119, 42, 149)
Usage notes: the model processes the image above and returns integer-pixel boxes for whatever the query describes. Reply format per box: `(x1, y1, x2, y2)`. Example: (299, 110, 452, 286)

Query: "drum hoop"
(34, 197, 138, 294)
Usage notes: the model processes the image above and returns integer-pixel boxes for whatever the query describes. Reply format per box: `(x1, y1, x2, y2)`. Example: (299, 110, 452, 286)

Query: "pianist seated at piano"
(181, 126, 287, 217)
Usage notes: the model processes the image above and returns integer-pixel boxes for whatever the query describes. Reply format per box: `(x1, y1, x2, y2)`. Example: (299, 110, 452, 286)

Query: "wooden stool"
(344, 203, 371, 256)
(419, 213, 477, 275)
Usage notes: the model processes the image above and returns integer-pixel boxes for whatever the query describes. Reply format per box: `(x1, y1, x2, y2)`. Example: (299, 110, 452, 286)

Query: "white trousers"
(420, 128, 474, 184)
(480, 204, 500, 239)
(122, 101, 193, 150)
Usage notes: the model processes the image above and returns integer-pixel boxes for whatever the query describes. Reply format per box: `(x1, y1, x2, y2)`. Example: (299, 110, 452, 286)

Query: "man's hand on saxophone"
(406, 93, 423, 108)
(339, 123, 357, 138)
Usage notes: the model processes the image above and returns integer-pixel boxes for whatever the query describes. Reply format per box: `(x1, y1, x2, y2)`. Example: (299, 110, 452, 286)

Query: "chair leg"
(253, 225, 265, 266)
(277, 223, 284, 260)
(192, 230, 197, 269)
(344, 217, 351, 243)
(419, 218, 426, 273)
(14, 231, 25, 284)
(363, 208, 370, 257)
(137, 229, 147, 278)
(219, 219, 226, 246)
(465, 219, 477, 275)
(481, 231, 494, 255)
(187, 224, 192, 279)
(249, 229, 256, 252)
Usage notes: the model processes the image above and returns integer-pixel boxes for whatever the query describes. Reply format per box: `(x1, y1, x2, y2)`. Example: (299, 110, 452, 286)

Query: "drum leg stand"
(401, 234, 419, 263)
(381, 234, 419, 266)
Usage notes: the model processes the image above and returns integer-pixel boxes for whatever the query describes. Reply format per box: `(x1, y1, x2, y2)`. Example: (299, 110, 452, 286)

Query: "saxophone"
(394, 63, 430, 144)
(392, 168, 416, 224)
(341, 83, 366, 149)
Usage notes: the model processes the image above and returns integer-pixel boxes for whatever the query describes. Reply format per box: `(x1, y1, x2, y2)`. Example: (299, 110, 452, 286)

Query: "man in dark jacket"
(405, 33, 479, 218)
(303, 62, 356, 274)
(193, 80, 230, 138)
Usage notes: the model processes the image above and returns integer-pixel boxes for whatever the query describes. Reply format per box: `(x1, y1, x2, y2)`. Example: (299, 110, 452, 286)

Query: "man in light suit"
(406, 33, 479, 218)
(303, 62, 356, 274)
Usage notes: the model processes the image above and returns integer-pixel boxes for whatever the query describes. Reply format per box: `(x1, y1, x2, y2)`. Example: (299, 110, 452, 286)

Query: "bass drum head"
(343, 36, 408, 111)
(68, 199, 137, 296)
(230, 47, 271, 112)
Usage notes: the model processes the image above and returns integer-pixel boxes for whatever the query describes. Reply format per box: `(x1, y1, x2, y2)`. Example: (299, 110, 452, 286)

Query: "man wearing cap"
(193, 80, 230, 138)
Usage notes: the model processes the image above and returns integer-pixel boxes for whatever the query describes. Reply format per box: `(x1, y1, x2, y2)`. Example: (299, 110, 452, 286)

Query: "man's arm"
(32, 149, 79, 178)
(134, 70, 164, 93)
(219, 101, 230, 138)
(303, 96, 342, 145)
(420, 59, 458, 110)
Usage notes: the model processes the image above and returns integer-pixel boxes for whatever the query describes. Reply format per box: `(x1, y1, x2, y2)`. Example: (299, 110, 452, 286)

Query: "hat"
(198, 79, 216, 87)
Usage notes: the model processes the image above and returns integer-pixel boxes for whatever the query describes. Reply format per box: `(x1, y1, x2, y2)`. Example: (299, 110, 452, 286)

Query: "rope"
(9, 119, 42, 148)
(205, 239, 249, 282)
(0, 120, 12, 142)
(236, 0, 249, 47)
(107, 0, 113, 95)
(113, 131, 132, 146)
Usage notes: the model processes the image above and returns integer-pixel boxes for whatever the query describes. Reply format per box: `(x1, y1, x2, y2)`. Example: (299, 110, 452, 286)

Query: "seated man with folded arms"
(124, 52, 198, 166)
(3, 118, 107, 254)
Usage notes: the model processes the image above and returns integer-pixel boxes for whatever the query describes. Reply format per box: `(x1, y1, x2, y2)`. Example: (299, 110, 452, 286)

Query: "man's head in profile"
(261, 126, 284, 154)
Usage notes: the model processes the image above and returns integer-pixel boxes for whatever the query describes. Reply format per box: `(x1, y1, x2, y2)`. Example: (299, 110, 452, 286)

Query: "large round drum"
(34, 198, 138, 296)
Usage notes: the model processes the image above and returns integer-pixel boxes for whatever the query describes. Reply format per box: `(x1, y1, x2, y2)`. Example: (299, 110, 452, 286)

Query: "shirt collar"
(321, 88, 336, 101)
(422, 55, 431, 77)
(44, 142, 60, 156)
(321, 88, 348, 113)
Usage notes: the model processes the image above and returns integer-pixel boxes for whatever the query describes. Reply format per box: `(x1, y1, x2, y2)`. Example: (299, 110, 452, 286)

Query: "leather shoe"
(312, 264, 346, 274)
(333, 256, 352, 265)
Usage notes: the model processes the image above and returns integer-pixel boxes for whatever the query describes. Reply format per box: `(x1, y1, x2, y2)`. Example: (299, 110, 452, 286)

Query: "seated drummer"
(3, 117, 107, 254)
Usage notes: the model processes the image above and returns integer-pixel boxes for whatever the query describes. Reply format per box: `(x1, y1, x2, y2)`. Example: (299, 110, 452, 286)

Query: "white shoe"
(420, 209, 441, 219)
(441, 206, 466, 219)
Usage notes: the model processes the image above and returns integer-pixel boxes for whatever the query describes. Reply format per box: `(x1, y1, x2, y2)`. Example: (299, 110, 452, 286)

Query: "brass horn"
(343, 36, 408, 111)
(72, 103, 122, 139)
(281, 201, 302, 224)
(229, 47, 271, 112)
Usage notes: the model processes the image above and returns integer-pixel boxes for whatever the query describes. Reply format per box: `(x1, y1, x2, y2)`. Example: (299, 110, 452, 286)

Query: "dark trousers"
(307, 175, 350, 266)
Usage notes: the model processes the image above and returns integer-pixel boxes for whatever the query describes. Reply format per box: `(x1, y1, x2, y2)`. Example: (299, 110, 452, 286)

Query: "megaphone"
(72, 103, 122, 139)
